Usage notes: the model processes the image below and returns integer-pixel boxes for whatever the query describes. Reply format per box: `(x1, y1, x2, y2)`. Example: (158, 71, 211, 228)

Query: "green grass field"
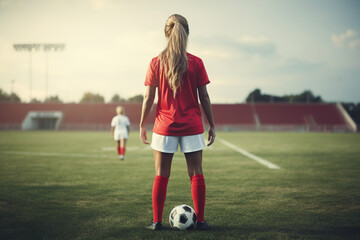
(0, 131, 359, 239)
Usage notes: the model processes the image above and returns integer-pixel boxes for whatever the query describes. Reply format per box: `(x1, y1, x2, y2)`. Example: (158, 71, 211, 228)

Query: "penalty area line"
(218, 138, 281, 170)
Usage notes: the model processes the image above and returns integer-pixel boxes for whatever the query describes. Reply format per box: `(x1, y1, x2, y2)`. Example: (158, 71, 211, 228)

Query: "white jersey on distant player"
(111, 114, 130, 140)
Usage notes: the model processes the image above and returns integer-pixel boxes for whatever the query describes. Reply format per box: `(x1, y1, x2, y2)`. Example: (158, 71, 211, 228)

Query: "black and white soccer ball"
(169, 204, 197, 230)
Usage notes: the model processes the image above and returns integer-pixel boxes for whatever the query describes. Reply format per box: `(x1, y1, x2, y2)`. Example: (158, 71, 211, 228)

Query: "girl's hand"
(207, 127, 216, 146)
(140, 126, 149, 144)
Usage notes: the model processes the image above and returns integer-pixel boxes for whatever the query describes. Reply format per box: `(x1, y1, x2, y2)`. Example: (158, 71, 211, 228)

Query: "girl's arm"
(198, 85, 216, 146)
(139, 85, 156, 144)
(111, 126, 114, 138)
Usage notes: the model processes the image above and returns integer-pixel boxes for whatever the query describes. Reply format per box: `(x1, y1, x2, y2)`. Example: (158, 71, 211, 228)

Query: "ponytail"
(159, 14, 189, 98)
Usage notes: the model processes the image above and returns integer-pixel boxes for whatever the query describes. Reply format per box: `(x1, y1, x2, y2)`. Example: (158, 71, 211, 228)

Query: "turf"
(0, 131, 359, 239)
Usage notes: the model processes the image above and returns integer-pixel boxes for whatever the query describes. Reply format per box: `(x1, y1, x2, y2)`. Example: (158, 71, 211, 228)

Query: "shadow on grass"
(103, 225, 360, 240)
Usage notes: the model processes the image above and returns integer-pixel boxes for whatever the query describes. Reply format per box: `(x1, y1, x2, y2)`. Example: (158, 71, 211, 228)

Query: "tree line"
(0, 87, 325, 104)
(245, 89, 322, 103)
(0, 88, 143, 104)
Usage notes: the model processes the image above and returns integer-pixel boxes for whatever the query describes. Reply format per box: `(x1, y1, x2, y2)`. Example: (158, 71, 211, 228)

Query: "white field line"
(0, 151, 110, 159)
(1, 145, 154, 159)
(101, 146, 151, 151)
(218, 138, 281, 170)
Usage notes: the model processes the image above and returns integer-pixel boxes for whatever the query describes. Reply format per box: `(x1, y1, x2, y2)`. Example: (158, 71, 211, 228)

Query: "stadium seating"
(207, 104, 256, 131)
(252, 103, 351, 131)
(0, 103, 355, 132)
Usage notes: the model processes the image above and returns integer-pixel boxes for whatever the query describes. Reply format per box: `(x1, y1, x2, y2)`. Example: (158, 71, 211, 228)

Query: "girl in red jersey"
(140, 14, 215, 231)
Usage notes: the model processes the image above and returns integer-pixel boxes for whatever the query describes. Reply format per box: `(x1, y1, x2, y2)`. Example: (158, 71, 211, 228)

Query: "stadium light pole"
(43, 44, 65, 100)
(13, 44, 41, 100)
(13, 43, 65, 102)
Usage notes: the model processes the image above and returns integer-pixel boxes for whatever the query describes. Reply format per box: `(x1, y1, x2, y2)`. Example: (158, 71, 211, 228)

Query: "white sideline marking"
(0, 151, 110, 159)
(101, 146, 152, 151)
(218, 138, 281, 170)
(102, 147, 116, 151)
(101, 146, 142, 151)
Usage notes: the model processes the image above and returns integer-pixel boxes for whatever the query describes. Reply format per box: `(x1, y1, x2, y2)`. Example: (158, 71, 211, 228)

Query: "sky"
(0, 0, 359, 103)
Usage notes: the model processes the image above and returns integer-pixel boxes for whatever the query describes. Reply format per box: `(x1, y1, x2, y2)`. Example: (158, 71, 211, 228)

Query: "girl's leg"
(116, 140, 121, 155)
(152, 150, 173, 223)
(185, 150, 206, 223)
(185, 150, 203, 177)
(120, 138, 126, 156)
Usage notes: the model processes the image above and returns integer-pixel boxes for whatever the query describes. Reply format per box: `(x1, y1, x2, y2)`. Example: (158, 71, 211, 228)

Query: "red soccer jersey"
(145, 53, 210, 136)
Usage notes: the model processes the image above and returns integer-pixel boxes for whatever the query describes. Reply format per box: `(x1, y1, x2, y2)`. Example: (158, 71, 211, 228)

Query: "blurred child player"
(111, 106, 130, 160)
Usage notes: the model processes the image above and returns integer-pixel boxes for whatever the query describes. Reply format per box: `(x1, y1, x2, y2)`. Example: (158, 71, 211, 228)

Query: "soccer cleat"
(196, 221, 210, 231)
(146, 221, 162, 231)
(119, 155, 124, 160)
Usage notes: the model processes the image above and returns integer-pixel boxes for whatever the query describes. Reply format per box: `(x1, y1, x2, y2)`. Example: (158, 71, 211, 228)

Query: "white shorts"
(114, 131, 128, 141)
(151, 133, 206, 153)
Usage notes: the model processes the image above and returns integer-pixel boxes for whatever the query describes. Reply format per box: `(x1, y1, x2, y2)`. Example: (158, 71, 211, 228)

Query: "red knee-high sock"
(120, 147, 125, 155)
(116, 145, 121, 155)
(191, 174, 206, 222)
(152, 175, 169, 223)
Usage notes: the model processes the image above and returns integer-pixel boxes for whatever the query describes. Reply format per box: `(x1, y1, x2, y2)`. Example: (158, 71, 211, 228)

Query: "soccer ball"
(169, 204, 197, 230)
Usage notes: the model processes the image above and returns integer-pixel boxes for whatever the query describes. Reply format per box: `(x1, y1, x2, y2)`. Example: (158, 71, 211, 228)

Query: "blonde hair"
(159, 14, 189, 98)
(116, 106, 124, 115)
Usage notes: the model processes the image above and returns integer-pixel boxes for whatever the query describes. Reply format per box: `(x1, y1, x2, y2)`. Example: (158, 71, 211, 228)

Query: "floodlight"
(13, 43, 65, 101)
